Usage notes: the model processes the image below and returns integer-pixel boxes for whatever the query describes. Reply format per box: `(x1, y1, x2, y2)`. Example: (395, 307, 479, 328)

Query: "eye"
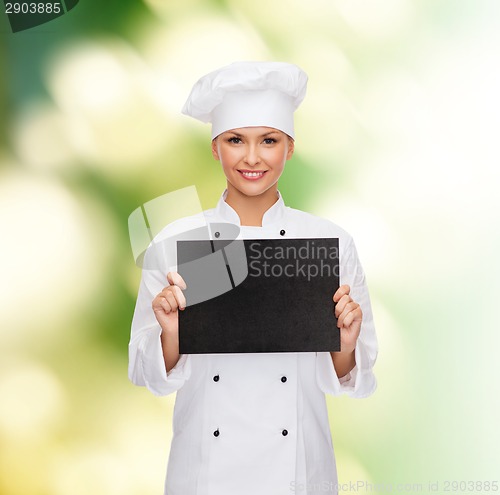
(227, 137, 242, 144)
(263, 138, 277, 145)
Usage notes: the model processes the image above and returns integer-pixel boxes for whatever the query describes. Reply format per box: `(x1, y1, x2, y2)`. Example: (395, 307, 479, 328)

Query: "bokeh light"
(44, 39, 178, 170)
(0, 168, 115, 345)
(0, 360, 66, 439)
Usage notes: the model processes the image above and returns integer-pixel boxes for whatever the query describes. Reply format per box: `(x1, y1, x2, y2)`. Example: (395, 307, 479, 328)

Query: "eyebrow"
(226, 130, 280, 138)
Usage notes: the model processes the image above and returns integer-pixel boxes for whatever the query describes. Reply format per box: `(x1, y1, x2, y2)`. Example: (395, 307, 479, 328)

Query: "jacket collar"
(215, 189, 286, 226)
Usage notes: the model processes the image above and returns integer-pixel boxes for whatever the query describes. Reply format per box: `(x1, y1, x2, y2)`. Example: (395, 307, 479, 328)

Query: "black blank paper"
(177, 238, 340, 354)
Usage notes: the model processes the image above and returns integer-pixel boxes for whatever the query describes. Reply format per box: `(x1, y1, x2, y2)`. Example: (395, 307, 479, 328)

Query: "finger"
(337, 301, 360, 328)
(164, 290, 179, 312)
(341, 309, 363, 339)
(333, 284, 350, 303)
(167, 271, 187, 290)
(153, 296, 172, 315)
(334, 294, 352, 317)
(159, 285, 186, 306)
(169, 284, 187, 310)
(159, 297, 173, 314)
(337, 301, 358, 328)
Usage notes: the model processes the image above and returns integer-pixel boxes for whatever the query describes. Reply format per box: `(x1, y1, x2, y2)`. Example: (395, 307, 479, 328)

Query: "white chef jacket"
(129, 189, 378, 495)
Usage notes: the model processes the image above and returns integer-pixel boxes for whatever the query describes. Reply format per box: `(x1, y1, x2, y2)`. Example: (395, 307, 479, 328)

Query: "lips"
(238, 170, 267, 180)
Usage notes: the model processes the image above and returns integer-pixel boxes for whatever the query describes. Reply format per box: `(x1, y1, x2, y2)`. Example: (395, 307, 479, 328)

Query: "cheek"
(219, 147, 241, 167)
(266, 147, 288, 167)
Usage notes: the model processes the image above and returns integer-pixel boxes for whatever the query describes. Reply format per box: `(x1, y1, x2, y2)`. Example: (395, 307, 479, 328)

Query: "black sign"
(177, 238, 340, 354)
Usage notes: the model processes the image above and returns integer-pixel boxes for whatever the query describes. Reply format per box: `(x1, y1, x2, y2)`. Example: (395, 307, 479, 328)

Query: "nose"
(244, 144, 261, 166)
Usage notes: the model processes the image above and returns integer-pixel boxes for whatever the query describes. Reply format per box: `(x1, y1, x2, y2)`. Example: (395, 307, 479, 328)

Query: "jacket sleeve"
(128, 243, 191, 397)
(316, 235, 378, 398)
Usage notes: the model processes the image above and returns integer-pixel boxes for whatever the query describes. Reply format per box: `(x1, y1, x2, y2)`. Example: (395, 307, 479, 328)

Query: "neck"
(225, 184, 279, 226)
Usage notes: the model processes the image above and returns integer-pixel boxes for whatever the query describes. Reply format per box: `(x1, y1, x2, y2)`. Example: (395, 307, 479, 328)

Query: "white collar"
(214, 189, 286, 227)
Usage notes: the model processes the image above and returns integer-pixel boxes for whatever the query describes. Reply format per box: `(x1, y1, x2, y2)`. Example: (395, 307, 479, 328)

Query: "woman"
(129, 61, 378, 495)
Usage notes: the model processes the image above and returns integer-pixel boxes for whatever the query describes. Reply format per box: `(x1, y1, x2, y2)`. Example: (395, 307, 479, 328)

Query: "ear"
(211, 138, 220, 161)
(286, 137, 295, 160)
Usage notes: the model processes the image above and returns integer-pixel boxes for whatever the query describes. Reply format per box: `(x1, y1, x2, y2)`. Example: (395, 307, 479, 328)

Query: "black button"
(214, 231, 220, 238)
(214, 429, 220, 437)
(213, 375, 219, 382)
(282, 429, 288, 436)
(281, 376, 287, 383)
(280, 229, 286, 236)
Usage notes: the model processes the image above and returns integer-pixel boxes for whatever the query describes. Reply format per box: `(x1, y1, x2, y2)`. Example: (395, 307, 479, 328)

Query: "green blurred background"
(1, 0, 499, 493)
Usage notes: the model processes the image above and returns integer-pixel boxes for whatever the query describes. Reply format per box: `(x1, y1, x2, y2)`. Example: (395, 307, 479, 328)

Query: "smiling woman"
(211, 127, 294, 225)
(128, 61, 377, 495)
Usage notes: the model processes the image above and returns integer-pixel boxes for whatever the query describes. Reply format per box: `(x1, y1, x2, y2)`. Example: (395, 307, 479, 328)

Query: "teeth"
(242, 171, 264, 177)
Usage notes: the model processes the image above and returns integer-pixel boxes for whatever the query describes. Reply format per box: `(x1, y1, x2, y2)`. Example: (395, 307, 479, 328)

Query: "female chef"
(129, 61, 378, 495)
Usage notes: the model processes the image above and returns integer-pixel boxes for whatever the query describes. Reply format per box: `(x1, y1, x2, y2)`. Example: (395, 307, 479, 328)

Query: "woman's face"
(211, 126, 294, 198)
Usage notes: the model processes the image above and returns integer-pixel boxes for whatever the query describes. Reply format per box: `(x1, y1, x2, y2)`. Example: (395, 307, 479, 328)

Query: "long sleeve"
(128, 241, 191, 396)
(316, 235, 378, 398)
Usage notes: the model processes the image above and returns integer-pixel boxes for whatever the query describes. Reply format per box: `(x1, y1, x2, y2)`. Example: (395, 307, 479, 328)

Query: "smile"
(238, 170, 267, 180)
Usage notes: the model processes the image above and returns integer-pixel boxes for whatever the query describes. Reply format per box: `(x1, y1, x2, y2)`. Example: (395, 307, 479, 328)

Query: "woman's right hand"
(152, 271, 187, 335)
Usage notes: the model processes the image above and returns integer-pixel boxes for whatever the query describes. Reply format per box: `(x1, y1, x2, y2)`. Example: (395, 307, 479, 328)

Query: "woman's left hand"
(333, 285, 362, 354)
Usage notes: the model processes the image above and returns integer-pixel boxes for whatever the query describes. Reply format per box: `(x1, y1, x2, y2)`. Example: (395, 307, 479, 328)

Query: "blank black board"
(177, 238, 340, 354)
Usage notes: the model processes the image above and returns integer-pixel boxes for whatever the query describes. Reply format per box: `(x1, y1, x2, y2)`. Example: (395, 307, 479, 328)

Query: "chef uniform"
(128, 62, 378, 495)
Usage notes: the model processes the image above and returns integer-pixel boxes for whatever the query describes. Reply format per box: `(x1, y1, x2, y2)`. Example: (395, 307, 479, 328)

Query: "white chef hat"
(181, 61, 308, 139)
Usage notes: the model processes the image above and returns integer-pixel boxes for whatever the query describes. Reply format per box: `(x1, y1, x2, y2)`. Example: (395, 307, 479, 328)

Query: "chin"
(236, 183, 275, 197)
